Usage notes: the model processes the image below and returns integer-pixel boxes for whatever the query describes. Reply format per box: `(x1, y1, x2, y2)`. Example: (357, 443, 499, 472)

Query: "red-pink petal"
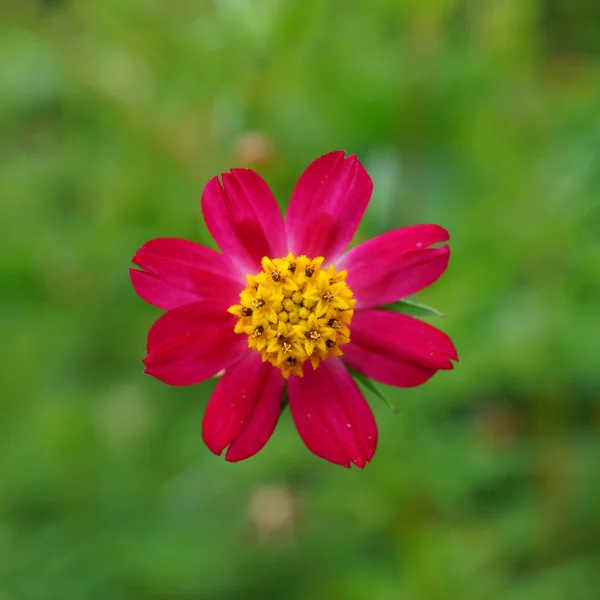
(288, 358, 378, 468)
(285, 151, 373, 263)
(201, 169, 287, 274)
(143, 301, 246, 386)
(337, 225, 450, 309)
(130, 238, 242, 310)
(202, 352, 284, 461)
(343, 309, 458, 388)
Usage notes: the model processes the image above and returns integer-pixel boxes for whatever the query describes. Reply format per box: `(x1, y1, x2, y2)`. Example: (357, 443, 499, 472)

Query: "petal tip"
(206, 443, 225, 458)
(438, 227, 451, 242)
(229, 167, 258, 178)
(223, 447, 246, 462)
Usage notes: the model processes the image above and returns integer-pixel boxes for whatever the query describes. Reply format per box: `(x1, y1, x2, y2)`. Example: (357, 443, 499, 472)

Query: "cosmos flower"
(130, 151, 458, 468)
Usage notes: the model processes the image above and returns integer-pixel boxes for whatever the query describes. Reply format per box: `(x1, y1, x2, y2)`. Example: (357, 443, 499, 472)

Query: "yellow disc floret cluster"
(228, 254, 356, 378)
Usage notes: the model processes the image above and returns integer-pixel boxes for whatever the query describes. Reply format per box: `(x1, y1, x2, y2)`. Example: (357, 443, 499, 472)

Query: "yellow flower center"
(228, 253, 355, 378)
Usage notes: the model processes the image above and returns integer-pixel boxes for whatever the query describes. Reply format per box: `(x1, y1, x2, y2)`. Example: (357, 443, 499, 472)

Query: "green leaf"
(346, 365, 400, 414)
(381, 298, 446, 318)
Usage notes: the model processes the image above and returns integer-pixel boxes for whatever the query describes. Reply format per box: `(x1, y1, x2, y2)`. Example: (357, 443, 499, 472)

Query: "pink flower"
(130, 151, 458, 468)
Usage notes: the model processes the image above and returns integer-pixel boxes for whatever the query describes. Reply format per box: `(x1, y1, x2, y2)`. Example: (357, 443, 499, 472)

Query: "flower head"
(228, 254, 355, 378)
(130, 151, 458, 468)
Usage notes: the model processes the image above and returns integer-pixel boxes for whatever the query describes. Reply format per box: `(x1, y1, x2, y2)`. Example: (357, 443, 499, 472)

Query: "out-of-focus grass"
(1, 1, 599, 598)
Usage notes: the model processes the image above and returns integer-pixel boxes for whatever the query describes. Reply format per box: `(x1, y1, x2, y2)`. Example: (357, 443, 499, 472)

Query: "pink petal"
(337, 225, 450, 309)
(201, 169, 287, 274)
(130, 238, 242, 310)
(202, 352, 285, 461)
(343, 309, 458, 388)
(288, 358, 378, 468)
(285, 151, 373, 263)
(143, 301, 246, 386)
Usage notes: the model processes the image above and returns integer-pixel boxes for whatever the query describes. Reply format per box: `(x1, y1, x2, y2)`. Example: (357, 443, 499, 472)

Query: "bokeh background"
(2, 0, 600, 598)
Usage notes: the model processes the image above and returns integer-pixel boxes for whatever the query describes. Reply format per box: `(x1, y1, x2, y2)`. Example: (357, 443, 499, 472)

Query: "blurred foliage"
(1, 0, 600, 598)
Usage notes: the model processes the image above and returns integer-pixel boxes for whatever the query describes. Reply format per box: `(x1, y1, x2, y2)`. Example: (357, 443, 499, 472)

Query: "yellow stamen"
(228, 253, 355, 378)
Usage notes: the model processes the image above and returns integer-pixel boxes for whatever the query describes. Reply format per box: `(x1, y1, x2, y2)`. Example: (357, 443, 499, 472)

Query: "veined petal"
(337, 225, 450, 309)
(143, 301, 246, 386)
(201, 169, 287, 274)
(288, 358, 378, 468)
(130, 238, 242, 310)
(285, 151, 373, 264)
(202, 352, 284, 461)
(343, 309, 458, 388)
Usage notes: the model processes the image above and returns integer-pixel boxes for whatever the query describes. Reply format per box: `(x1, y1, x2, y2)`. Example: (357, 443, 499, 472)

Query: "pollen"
(228, 253, 355, 378)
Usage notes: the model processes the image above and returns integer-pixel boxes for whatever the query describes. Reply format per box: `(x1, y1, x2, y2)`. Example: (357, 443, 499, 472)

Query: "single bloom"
(130, 151, 458, 468)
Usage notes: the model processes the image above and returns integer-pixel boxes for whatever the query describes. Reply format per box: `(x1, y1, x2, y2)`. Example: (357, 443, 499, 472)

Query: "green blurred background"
(2, 0, 600, 598)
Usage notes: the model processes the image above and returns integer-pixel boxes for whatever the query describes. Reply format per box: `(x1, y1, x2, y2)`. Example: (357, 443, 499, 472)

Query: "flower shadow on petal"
(143, 301, 246, 386)
(202, 353, 285, 461)
(288, 358, 378, 468)
(343, 309, 458, 388)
